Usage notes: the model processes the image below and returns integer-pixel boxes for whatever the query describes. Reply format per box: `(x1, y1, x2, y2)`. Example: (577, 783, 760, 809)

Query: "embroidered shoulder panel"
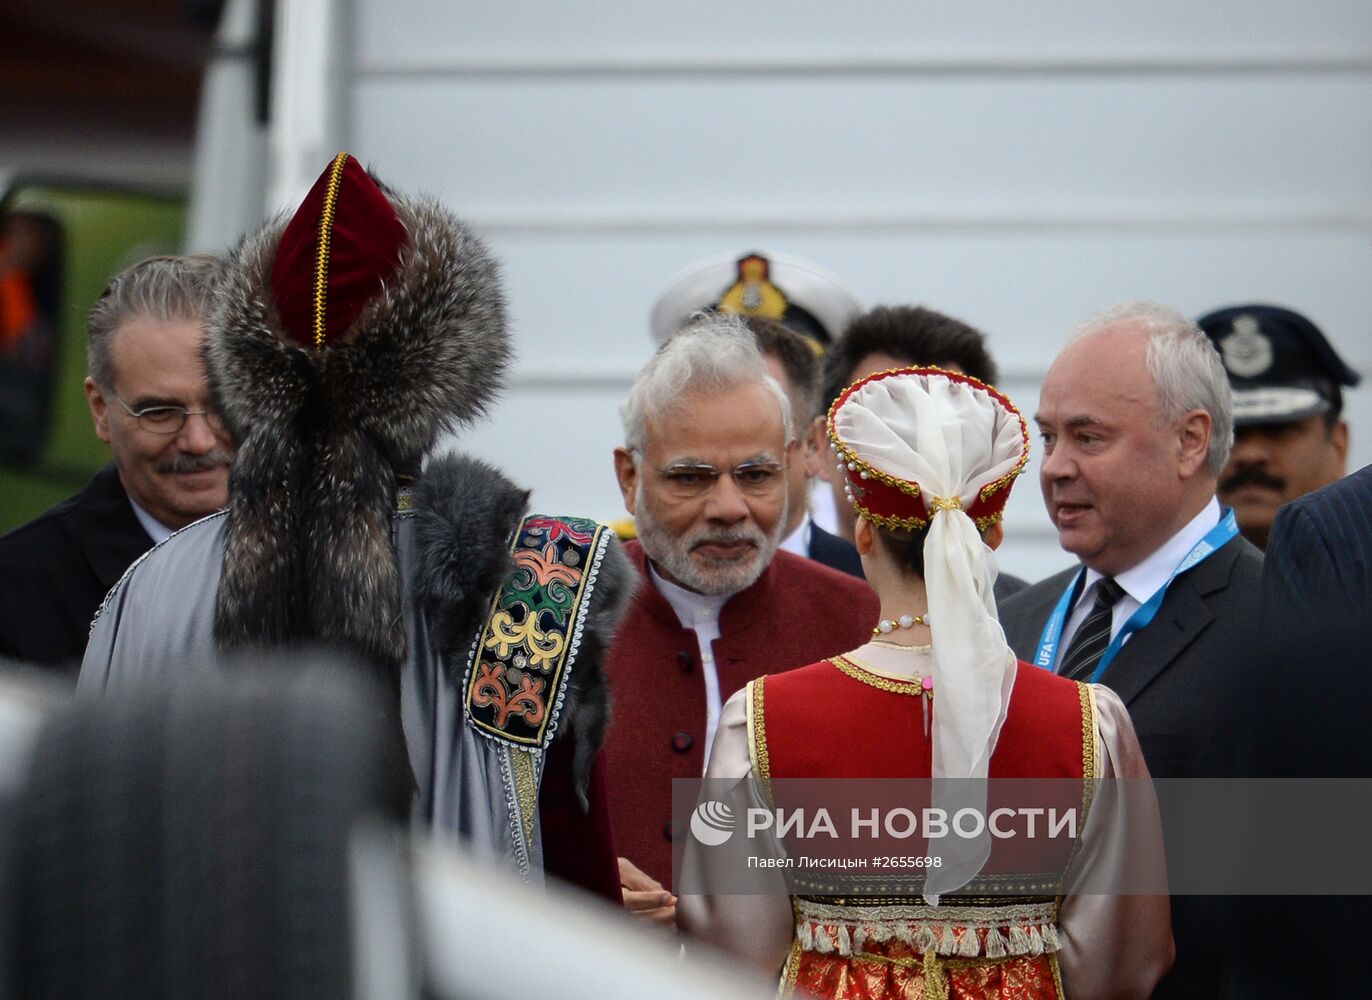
(465, 514, 609, 749)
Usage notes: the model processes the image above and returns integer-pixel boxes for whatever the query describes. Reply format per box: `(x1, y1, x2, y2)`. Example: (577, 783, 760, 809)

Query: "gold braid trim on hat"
(976, 401, 1032, 504)
(313, 151, 350, 351)
(854, 506, 930, 532)
(827, 364, 1031, 529)
(826, 366, 929, 530)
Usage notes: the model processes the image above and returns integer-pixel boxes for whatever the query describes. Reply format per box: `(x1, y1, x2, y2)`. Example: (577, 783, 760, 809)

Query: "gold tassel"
(922, 947, 949, 1000)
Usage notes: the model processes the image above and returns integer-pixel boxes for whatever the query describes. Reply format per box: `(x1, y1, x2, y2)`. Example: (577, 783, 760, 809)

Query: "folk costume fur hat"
(209, 153, 508, 681)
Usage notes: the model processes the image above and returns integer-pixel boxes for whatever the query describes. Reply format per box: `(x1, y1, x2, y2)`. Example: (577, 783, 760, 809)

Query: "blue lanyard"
(1033, 508, 1240, 683)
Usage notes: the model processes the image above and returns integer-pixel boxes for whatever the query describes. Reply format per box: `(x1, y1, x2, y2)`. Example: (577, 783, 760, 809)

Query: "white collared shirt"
(1060, 497, 1222, 652)
(778, 513, 812, 560)
(809, 478, 839, 536)
(647, 563, 736, 772)
(127, 495, 176, 545)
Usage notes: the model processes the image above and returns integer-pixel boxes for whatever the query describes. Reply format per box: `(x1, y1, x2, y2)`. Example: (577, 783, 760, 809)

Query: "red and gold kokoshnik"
(826, 366, 1030, 532)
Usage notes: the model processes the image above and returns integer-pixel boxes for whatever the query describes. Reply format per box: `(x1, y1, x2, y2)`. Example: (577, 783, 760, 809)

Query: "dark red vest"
(762, 658, 1089, 781)
(603, 542, 880, 887)
(759, 658, 1093, 888)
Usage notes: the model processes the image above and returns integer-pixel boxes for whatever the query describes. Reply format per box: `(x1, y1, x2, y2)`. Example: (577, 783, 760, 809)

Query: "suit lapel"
(1096, 540, 1238, 704)
(1003, 567, 1077, 663)
(76, 465, 155, 591)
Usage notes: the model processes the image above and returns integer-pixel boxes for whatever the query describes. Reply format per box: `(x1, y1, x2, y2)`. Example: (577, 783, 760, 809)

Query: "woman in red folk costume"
(681, 368, 1172, 999)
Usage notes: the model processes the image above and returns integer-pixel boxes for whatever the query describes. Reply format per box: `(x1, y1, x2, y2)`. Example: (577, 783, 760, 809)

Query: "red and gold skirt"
(779, 899, 1064, 1000)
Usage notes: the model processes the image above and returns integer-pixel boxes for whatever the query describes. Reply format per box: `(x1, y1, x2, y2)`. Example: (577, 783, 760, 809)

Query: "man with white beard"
(602, 314, 878, 926)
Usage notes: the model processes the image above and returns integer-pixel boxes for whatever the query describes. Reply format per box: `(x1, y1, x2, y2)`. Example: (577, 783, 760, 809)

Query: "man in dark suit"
(0, 255, 232, 670)
(604, 315, 879, 923)
(998, 301, 1261, 999)
(1263, 462, 1371, 612)
(1218, 463, 1372, 998)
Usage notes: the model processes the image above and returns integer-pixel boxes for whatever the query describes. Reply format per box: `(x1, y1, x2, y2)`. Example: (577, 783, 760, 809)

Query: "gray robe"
(80, 458, 630, 884)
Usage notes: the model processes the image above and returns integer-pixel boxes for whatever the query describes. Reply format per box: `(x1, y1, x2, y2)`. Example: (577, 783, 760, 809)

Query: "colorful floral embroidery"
(466, 515, 606, 747)
(471, 662, 548, 729)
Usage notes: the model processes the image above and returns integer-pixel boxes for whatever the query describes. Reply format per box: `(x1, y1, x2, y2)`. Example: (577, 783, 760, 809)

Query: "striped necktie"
(1059, 577, 1125, 682)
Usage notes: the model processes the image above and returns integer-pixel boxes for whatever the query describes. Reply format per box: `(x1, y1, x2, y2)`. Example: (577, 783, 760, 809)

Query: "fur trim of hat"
(208, 183, 507, 682)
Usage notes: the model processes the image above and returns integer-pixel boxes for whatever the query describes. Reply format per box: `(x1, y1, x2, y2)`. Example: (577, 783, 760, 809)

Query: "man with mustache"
(1197, 304, 1360, 550)
(604, 315, 879, 924)
(0, 255, 233, 670)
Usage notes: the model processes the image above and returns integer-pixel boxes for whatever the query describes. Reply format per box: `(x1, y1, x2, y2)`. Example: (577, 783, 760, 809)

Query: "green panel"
(0, 181, 184, 534)
(0, 472, 78, 529)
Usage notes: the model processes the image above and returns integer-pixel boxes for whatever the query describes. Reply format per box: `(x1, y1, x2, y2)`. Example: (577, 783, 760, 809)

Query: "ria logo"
(690, 800, 736, 846)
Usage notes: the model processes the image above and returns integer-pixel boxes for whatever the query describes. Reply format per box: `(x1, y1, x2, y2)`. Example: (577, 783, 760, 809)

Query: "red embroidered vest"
(759, 657, 1091, 781)
(753, 659, 1096, 997)
(755, 657, 1096, 898)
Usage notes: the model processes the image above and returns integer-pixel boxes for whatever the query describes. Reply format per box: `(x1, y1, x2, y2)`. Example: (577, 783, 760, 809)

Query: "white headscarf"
(830, 370, 1027, 901)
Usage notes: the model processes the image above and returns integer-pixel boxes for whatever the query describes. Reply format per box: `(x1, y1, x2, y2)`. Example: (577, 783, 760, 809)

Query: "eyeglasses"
(112, 393, 226, 435)
(648, 457, 786, 500)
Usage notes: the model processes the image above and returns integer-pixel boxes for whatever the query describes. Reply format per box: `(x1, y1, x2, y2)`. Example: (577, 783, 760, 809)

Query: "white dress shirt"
(646, 564, 735, 772)
(1060, 497, 1222, 652)
(809, 479, 839, 536)
(778, 514, 812, 559)
(128, 495, 175, 545)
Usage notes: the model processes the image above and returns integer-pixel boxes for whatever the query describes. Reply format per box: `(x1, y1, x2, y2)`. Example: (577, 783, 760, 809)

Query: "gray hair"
(87, 254, 224, 390)
(1076, 301, 1234, 475)
(620, 312, 793, 452)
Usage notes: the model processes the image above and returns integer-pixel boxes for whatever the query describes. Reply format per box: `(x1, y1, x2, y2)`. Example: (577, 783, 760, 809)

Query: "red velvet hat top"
(271, 152, 407, 350)
(826, 367, 1030, 532)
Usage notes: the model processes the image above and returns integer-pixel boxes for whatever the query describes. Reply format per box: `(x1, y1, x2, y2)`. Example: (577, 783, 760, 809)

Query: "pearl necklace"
(872, 613, 929, 637)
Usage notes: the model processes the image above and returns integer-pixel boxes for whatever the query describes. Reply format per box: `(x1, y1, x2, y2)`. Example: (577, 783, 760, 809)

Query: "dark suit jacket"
(603, 541, 880, 887)
(1252, 463, 1372, 774)
(1226, 465, 1372, 997)
(992, 569, 1028, 605)
(0, 463, 152, 670)
(806, 521, 1031, 605)
(999, 536, 1262, 778)
(1000, 534, 1263, 1000)
(807, 522, 864, 578)
(1262, 462, 1372, 617)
